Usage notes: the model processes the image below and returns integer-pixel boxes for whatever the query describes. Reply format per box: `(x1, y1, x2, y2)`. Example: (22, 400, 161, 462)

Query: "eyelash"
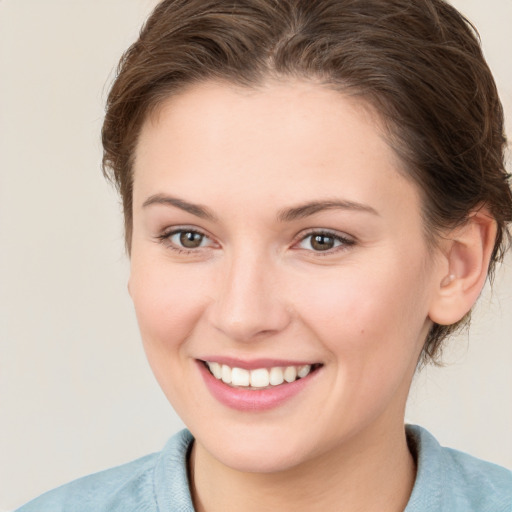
(155, 228, 355, 255)
(294, 230, 356, 255)
(155, 227, 214, 254)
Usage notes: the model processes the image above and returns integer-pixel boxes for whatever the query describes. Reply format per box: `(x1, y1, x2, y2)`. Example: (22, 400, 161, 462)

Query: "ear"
(428, 207, 497, 326)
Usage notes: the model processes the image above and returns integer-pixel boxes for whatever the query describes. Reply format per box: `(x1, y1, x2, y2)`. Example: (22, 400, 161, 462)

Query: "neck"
(189, 419, 416, 512)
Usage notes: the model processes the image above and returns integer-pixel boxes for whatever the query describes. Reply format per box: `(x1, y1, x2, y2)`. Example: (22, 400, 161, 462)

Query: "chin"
(193, 422, 321, 474)
(214, 444, 308, 474)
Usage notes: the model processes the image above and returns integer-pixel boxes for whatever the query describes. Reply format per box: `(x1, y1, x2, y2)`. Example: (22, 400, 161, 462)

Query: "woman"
(16, 0, 512, 510)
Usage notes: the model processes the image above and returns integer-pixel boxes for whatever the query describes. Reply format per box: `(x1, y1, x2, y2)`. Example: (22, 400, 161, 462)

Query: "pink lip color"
(197, 360, 319, 411)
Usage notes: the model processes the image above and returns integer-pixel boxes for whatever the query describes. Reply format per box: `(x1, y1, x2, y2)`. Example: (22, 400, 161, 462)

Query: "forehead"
(132, 79, 420, 221)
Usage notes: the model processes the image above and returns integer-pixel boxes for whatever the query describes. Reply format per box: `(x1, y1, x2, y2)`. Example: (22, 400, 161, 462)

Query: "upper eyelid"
(292, 229, 356, 254)
(162, 225, 211, 238)
(157, 226, 216, 247)
(295, 228, 355, 242)
(157, 226, 355, 249)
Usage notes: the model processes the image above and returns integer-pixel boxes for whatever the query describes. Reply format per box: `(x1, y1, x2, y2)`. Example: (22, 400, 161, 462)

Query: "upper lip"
(198, 357, 320, 370)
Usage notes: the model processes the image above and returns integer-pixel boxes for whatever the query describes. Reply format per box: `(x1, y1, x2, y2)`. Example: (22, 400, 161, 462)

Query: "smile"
(198, 359, 323, 411)
(204, 361, 321, 389)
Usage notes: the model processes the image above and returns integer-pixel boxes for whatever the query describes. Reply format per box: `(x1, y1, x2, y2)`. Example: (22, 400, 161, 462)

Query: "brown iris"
(179, 231, 204, 248)
(310, 234, 336, 251)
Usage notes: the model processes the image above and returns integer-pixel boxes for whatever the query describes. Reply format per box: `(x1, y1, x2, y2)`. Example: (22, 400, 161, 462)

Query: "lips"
(198, 359, 322, 411)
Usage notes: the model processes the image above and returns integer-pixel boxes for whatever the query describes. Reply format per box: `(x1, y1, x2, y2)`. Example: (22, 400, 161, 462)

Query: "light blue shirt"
(16, 426, 512, 511)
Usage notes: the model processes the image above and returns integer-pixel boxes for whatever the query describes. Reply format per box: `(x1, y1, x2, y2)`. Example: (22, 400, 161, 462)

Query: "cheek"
(294, 260, 430, 358)
(129, 258, 210, 354)
(291, 262, 431, 427)
(128, 258, 214, 415)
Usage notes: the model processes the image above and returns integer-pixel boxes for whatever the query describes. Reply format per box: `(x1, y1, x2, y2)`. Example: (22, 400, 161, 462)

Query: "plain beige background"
(0, 0, 511, 509)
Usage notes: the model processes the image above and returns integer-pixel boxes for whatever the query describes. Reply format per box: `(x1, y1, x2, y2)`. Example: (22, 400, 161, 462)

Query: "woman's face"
(129, 80, 444, 473)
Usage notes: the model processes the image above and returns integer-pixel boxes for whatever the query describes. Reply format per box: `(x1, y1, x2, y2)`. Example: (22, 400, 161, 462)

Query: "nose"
(207, 248, 292, 343)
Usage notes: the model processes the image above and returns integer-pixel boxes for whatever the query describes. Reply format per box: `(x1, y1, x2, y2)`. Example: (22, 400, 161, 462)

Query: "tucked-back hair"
(102, 0, 512, 364)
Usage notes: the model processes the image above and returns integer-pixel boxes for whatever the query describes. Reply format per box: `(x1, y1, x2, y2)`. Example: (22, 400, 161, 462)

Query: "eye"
(297, 231, 354, 252)
(158, 228, 216, 252)
(171, 230, 207, 249)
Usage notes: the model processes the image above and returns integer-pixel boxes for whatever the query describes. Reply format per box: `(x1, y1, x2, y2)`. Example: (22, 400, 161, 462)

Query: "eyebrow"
(276, 199, 379, 222)
(142, 194, 378, 223)
(142, 194, 218, 222)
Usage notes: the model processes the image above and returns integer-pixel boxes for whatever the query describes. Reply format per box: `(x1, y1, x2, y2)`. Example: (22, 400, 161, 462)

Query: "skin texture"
(128, 80, 496, 512)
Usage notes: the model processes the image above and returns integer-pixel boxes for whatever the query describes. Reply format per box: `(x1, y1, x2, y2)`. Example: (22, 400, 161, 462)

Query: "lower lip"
(197, 361, 319, 411)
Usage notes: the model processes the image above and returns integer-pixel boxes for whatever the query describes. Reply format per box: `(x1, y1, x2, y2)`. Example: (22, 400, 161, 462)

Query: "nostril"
(209, 306, 292, 343)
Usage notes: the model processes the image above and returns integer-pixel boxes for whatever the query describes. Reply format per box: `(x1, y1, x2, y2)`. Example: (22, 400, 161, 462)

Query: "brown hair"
(102, 0, 512, 363)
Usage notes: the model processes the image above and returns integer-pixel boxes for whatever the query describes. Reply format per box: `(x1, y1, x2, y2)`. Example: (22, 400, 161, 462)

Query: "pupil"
(312, 234, 334, 251)
(180, 231, 203, 248)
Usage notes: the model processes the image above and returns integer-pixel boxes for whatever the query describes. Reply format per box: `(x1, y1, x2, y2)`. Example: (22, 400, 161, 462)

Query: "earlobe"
(428, 208, 497, 326)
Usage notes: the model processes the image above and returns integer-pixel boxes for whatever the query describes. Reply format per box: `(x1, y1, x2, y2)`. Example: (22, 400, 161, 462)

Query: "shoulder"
(406, 425, 512, 512)
(16, 453, 158, 512)
(15, 429, 195, 512)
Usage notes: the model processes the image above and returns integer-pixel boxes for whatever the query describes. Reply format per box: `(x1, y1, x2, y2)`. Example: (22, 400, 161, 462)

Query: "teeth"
(206, 362, 315, 388)
(231, 367, 250, 387)
(221, 364, 232, 384)
(283, 366, 297, 383)
(297, 365, 311, 378)
(209, 362, 222, 379)
(269, 367, 284, 386)
(250, 368, 270, 388)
